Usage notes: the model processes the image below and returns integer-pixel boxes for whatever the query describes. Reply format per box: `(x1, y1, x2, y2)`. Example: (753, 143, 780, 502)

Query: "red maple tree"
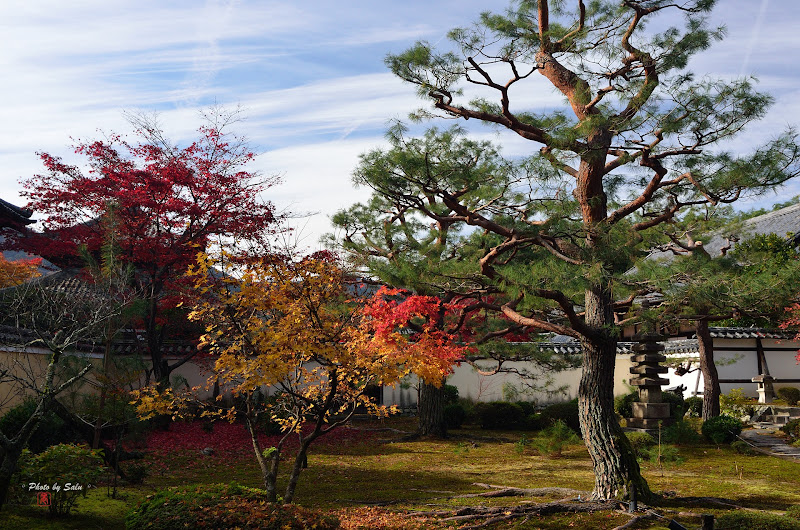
(11, 111, 283, 384)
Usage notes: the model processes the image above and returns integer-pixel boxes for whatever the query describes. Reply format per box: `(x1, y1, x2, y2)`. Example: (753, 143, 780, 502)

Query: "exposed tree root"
(611, 513, 657, 530)
(468, 483, 589, 499)
(414, 498, 621, 528)
(347, 483, 741, 529)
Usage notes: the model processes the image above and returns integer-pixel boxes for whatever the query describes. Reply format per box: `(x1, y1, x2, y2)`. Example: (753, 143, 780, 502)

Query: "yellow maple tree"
(132, 250, 464, 503)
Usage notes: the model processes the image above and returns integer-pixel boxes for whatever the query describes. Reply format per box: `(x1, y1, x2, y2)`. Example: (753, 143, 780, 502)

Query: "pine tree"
(363, 0, 800, 500)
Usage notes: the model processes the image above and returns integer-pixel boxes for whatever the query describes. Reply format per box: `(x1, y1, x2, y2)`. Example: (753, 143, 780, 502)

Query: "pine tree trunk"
(580, 286, 651, 501)
(696, 320, 720, 419)
(418, 379, 447, 437)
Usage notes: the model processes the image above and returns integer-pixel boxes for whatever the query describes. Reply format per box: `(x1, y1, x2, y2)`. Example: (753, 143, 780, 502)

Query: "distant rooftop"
(702, 202, 800, 256)
(647, 202, 800, 263)
(0, 198, 34, 229)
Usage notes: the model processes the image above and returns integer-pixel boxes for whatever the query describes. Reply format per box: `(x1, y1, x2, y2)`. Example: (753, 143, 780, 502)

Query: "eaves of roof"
(0, 198, 34, 227)
(706, 327, 794, 340)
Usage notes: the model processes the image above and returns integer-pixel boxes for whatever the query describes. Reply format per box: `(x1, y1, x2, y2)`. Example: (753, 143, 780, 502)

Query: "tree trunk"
(0, 446, 24, 511)
(47, 399, 128, 479)
(418, 378, 447, 437)
(245, 414, 279, 503)
(284, 443, 312, 504)
(580, 286, 651, 501)
(696, 320, 720, 419)
(0, 401, 47, 510)
(145, 279, 172, 387)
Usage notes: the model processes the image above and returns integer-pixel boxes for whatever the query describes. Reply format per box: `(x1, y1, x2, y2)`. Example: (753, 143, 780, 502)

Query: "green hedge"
(684, 396, 703, 417)
(614, 390, 637, 418)
(615, 390, 685, 420)
(443, 403, 467, 429)
(778, 387, 800, 406)
(473, 402, 527, 430)
(662, 391, 686, 419)
(541, 399, 581, 434)
(625, 431, 656, 458)
(0, 398, 80, 453)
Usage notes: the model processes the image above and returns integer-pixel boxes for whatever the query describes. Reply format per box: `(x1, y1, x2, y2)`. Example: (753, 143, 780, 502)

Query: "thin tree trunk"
(93, 336, 113, 449)
(418, 378, 447, 437)
(145, 279, 172, 387)
(245, 414, 279, 503)
(284, 440, 315, 504)
(580, 286, 650, 501)
(696, 319, 720, 419)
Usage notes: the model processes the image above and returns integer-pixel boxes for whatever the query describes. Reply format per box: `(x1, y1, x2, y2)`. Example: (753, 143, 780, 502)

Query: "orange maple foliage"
(355, 286, 469, 384)
(0, 254, 40, 288)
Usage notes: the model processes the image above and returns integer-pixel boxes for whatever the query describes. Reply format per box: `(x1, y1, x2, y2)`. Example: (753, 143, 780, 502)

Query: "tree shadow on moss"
(292, 463, 480, 507)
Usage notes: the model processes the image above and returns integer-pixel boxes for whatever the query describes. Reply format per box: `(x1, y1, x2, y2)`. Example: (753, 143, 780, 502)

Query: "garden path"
(739, 423, 800, 462)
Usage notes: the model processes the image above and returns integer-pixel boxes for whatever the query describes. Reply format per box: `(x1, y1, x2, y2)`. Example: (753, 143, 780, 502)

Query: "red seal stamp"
(37, 491, 51, 506)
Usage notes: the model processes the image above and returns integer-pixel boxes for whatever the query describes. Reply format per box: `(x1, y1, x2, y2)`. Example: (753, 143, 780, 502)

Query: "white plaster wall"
(663, 337, 800, 398)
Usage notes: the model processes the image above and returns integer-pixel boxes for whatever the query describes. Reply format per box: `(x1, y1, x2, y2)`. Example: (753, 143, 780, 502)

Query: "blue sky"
(1, 0, 798, 249)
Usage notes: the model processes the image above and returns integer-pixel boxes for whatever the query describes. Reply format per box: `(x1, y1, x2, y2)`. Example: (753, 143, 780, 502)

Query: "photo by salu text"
(27, 482, 90, 493)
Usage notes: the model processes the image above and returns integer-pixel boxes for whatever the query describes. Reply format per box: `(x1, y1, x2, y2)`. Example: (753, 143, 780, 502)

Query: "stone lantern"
(627, 331, 673, 432)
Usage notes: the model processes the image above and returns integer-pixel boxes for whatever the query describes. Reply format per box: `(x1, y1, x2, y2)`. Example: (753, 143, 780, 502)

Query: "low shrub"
(662, 391, 686, 419)
(516, 401, 537, 417)
(126, 483, 340, 530)
(124, 462, 149, 484)
(662, 419, 701, 445)
(625, 431, 656, 458)
(702, 414, 743, 444)
(540, 399, 581, 434)
(781, 419, 800, 441)
(731, 440, 757, 456)
(615, 389, 686, 420)
(531, 420, 581, 457)
(15, 443, 105, 517)
(716, 510, 800, 530)
(684, 396, 703, 417)
(638, 444, 683, 465)
(787, 505, 800, 520)
(443, 384, 460, 405)
(720, 388, 756, 418)
(473, 402, 526, 430)
(778, 387, 800, 406)
(443, 403, 467, 429)
(625, 431, 656, 447)
(614, 389, 638, 419)
(525, 412, 547, 431)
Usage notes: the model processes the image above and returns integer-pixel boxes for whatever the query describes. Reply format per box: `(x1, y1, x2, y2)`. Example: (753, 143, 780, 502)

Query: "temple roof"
(0, 198, 34, 229)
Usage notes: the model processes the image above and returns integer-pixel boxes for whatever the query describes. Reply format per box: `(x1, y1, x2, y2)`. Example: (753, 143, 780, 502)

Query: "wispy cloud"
(1, 0, 799, 246)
